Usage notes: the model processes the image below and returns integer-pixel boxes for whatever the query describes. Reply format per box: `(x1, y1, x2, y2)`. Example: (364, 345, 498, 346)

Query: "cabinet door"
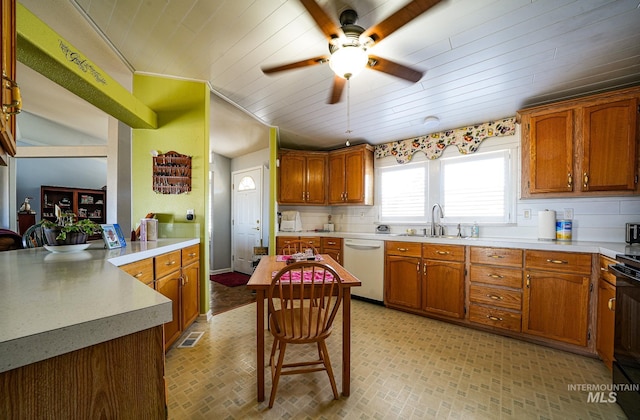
(344, 150, 365, 203)
(328, 152, 346, 204)
(596, 278, 616, 369)
(527, 110, 574, 193)
(305, 154, 327, 204)
(385, 255, 421, 309)
(278, 153, 306, 204)
(181, 262, 200, 329)
(522, 270, 590, 346)
(156, 272, 182, 350)
(0, 0, 16, 161)
(423, 260, 465, 318)
(582, 99, 638, 192)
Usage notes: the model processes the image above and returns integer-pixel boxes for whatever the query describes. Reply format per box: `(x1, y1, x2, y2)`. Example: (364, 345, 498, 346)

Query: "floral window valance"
(375, 117, 516, 164)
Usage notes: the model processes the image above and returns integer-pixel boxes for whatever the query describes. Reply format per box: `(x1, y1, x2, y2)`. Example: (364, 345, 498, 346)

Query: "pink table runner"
(275, 255, 323, 262)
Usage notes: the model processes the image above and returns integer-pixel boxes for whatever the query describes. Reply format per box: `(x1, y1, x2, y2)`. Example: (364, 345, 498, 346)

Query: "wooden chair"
(22, 224, 47, 248)
(267, 261, 343, 408)
(281, 240, 318, 256)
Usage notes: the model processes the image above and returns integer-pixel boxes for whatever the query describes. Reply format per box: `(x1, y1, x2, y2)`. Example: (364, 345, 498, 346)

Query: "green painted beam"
(16, 4, 157, 129)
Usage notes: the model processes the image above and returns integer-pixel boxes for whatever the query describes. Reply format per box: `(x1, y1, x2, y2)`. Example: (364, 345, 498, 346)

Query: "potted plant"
(40, 214, 103, 246)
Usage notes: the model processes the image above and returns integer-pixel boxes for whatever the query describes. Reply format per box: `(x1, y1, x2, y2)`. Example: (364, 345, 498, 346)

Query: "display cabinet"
(40, 186, 106, 225)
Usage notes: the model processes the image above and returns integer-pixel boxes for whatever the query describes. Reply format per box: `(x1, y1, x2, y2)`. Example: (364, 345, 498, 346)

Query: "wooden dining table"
(246, 254, 361, 402)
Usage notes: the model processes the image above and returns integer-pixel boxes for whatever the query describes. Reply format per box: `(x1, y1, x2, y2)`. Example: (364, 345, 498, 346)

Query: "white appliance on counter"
(343, 238, 384, 304)
(280, 210, 302, 232)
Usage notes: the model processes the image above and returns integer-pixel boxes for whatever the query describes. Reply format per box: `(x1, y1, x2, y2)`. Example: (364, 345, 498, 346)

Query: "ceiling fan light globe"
(329, 46, 368, 79)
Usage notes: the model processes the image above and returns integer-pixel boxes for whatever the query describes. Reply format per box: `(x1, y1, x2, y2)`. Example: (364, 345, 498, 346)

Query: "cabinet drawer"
(155, 250, 181, 278)
(182, 244, 200, 266)
(321, 237, 342, 250)
(469, 284, 522, 310)
(470, 247, 523, 267)
(423, 244, 464, 262)
(298, 236, 321, 247)
(469, 265, 522, 288)
(386, 241, 422, 257)
(525, 250, 592, 274)
(469, 304, 522, 332)
(120, 258, 154, 286)
(599, 255, 617, 286)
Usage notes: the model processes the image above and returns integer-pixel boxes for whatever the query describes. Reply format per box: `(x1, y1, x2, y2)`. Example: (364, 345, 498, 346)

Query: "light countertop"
(277, 231, 639, 259)
(0, 238, 199, 373)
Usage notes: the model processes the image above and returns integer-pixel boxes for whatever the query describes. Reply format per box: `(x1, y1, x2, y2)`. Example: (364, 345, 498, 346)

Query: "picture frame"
(113, 223, 126, 247)
(101, 224, 123, 249)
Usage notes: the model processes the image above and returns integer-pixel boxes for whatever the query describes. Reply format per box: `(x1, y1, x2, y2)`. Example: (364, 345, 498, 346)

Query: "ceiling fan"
(262, 0, 442, 104)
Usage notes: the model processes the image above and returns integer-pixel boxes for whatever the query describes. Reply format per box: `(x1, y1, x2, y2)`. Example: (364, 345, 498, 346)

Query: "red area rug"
(210, 272, 251, 287)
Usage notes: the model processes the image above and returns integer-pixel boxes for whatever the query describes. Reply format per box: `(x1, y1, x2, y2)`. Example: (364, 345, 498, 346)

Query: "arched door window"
(238, 176, 256, 191)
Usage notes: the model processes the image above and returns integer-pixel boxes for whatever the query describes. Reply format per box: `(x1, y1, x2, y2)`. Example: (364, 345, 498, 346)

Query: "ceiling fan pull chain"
(345, 78, 351, 147)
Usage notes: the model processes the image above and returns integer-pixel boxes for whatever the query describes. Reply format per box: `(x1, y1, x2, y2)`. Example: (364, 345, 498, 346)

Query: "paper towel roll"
(538, 210, 557, 240)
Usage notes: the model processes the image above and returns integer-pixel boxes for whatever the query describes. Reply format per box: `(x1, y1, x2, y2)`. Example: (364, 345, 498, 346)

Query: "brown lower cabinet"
(384, 242, 465, 319)
(423, 244, 465, 319)
(385, 242, 422, 310)
(523, 250, 591, 347)
(119, 243, 200, 351)
(596, 255, 616, 369)
(384, 243, 601, 356)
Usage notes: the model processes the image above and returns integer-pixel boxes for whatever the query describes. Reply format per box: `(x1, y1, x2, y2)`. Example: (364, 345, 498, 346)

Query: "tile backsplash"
(279, 196, 640, 243)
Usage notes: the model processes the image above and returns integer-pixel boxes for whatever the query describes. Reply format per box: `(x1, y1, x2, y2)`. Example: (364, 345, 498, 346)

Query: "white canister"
(556, 220, 572, 241)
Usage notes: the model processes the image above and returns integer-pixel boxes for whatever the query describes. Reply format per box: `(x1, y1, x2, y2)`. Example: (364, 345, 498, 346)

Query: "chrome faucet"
(431, 203, 444, 237)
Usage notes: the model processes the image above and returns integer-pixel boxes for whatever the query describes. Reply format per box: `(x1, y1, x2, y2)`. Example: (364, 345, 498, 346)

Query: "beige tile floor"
(165, 300, 627, 419)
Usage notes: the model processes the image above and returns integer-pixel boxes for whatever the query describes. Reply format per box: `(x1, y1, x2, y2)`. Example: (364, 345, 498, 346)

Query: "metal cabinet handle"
(134, 272, 143, 278)
(567, 172, 572, 188)
(188, 252, 197, 257)
(2, 73, 22, 117)
(583, 172, 589, 188)
(488, 273, 504, 279)
(526, 274, 531, 288)
(487, 315, 503, 321)
(546, 259, 568, 264)
(487, 294, 503, 301)
(436, 251, 450, 255)
(327, 241, 336, 245)
(489, 255, 504, 259)
(608, 297, 615, 312)
(397, 248, 409, 252)
(166, 260, 177, 266)
(423, 263, 427, 275)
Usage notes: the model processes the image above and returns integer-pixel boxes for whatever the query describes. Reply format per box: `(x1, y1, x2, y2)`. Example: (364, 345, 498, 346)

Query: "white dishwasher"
(343, 238, 385, 304)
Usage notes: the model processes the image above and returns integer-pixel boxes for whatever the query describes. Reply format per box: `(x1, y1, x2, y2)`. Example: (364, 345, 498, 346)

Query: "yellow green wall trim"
(269, 127, 278, 255)
(132, 74, 210, 314)
(16, 3, 157, 129)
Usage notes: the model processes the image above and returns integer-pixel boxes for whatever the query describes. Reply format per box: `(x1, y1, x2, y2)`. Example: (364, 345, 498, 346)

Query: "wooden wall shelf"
(152, 151, 191, 194)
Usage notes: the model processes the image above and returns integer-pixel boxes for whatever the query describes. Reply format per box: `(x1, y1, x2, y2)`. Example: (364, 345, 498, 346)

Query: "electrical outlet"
(523, 209, 531, 220)
(186, 209, 195, 221)
(563, 208, 574, 219)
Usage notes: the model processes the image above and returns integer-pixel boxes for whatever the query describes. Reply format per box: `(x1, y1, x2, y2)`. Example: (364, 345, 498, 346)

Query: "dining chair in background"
(22, 224, 47, 248)
(281, 240, 318, 256)
(267, 261, 343, 408)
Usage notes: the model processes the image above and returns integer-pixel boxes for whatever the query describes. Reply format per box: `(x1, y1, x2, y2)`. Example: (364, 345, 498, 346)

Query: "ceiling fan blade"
(328, 76, 346, 104)
(362, 0, 442, 43)
(299, 0, 342, 40)
(262, 56, 329, 74)
(367, 55, 423, 82)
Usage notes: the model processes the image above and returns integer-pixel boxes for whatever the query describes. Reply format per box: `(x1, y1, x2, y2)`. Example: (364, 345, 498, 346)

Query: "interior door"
(232, 167, 262, 275)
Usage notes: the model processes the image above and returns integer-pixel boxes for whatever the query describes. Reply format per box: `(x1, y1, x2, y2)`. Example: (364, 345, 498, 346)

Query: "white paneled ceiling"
(17, 0, 640, 155)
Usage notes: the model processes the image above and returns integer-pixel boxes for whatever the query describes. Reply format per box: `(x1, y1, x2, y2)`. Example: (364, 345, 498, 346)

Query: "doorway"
(231, 167, 263, 274)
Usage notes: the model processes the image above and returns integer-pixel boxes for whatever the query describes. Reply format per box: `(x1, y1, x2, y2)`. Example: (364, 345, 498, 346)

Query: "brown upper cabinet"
(277, 144, 374, 206)
(0, 0, 17, 165)
(328, 144, 374, 205)
(277, 150, 327, 205)
(518, 86, 639, 198)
